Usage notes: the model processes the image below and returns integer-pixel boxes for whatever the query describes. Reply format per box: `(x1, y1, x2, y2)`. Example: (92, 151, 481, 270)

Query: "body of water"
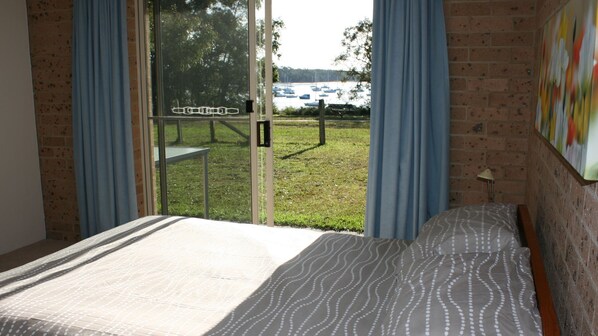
(273, 81, 370, 110)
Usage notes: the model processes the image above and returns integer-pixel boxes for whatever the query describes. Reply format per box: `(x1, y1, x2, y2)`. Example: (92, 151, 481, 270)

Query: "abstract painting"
(536, 0, 598, 180)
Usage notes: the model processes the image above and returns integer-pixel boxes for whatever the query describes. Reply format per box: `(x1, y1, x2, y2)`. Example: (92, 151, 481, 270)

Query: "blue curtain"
(365, 0, 450, 240)
(72, 0, 138, 238)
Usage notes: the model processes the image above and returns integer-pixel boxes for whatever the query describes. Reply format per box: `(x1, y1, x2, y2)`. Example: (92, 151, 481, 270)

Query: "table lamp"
(477, 168, 495, 202)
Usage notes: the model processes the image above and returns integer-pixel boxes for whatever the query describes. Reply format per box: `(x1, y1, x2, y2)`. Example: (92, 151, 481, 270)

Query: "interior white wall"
(0, 0, 46, 254)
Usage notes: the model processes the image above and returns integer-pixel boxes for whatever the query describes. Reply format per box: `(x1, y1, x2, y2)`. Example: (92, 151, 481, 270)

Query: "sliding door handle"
(257, 120, 271, 147)
(246, 100, 254, 113)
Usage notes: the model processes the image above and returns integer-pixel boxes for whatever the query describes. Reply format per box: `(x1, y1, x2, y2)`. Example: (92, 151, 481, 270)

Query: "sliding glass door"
(148, 0, 272, 224)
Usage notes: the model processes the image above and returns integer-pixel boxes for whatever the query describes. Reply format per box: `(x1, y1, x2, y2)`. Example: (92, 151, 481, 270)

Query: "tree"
(258, 19, 285, 83)
(334, 19, 372, 100)
(151, 0, 281, 115)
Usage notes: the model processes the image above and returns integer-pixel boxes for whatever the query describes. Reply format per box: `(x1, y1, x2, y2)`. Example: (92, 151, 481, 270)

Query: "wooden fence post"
(209, 120, 216, 142)
(319, 99, 326, 145)
(175, 120, 183, 144)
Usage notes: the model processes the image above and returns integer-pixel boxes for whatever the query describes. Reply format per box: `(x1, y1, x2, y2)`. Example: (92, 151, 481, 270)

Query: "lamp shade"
(477, 168, 494, 181)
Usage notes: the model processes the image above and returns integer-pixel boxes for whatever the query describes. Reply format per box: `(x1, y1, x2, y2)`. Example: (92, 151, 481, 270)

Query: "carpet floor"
(0, 240, 73, 272)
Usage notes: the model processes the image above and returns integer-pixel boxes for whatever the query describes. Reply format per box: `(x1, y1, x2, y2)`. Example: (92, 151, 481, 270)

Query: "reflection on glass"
(149, 0, 252, 222)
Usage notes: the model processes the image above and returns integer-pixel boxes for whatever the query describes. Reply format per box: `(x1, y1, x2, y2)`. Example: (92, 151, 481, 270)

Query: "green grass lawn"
(156, 118, 369, 232)
(273, 120, 369, 231)
(157, 120, 252, 222)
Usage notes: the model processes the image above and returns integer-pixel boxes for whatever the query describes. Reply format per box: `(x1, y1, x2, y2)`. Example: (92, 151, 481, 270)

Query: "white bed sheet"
(0, 216, 324, 335)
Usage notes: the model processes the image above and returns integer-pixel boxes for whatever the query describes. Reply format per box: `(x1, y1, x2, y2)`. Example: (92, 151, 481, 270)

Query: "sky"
(272, 0, 373, 70)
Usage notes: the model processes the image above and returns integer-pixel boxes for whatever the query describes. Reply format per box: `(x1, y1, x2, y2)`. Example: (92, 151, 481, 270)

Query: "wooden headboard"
(517, 205, 560, 336)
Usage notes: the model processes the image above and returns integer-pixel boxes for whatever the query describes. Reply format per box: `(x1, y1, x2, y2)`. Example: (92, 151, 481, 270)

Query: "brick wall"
(527, 135, 598, 335)
(526, 0, 598, 334)
(445, 0, 536, 207)
(26, 0, 145, 241)
(126, 1, 146, 216)
(27, 0, 78, 240)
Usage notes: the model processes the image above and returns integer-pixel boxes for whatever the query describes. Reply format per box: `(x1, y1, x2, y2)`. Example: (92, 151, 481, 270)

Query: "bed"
(0, 204, 559, 335)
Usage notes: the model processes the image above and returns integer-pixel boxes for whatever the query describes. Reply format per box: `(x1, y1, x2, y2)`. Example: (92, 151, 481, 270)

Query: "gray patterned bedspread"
(207, 233, 410, 336)
(0, 216, 410, 335)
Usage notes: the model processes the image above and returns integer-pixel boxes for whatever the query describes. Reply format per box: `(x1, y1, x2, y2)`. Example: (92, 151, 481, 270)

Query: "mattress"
(0, 216, 410, 335)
